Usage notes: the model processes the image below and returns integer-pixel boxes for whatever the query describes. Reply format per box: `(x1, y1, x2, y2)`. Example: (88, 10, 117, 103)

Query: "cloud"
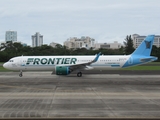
(0, 0, 160, 46)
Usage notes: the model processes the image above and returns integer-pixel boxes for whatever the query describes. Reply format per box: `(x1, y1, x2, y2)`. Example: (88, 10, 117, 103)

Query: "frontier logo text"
(26, 58, 77, 65)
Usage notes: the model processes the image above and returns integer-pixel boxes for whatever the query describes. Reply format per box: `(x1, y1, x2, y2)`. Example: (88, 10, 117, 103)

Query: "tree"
(123, 35, 135, 55)
(151, 45, 160, 62)
(55, 44, 63, 49)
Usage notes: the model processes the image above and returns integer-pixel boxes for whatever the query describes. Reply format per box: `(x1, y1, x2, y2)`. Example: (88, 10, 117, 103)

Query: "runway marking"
(47, 84, 57, 117)
(0, 84, 52, 91)
(123, 86, 160, 108)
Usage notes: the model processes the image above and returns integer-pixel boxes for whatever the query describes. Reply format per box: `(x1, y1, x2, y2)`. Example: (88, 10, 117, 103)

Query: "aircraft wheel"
(77, 72, 82, 77)
(19, 73, 23, 77)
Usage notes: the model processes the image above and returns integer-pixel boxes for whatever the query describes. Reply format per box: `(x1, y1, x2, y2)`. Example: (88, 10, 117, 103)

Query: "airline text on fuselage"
(26, 58, 77, 65)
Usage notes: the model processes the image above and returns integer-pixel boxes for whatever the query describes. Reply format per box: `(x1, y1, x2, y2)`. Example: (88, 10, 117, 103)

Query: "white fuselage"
(3, 55, 131, 71)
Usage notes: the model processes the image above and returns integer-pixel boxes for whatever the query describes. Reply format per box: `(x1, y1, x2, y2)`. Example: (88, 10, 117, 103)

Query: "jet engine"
(55, 66, 71, 75)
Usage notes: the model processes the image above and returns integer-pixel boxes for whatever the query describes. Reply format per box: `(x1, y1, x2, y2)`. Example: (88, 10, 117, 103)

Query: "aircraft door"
(17, 57, 22, 69)
(19, 57, 27, 70)
(128, 57, 133, 64)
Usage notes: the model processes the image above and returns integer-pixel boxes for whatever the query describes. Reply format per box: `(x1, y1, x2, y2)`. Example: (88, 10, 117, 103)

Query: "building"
(32, 32, 43, 47)
(132, 34, 160, 48)
(94, 41, 122, 50)
(49, 42, 60, 48)
(5, 30, 17, 42)
(64, 36, 95, 49)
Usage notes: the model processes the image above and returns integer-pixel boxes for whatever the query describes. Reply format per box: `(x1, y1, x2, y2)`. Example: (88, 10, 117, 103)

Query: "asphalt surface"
(80, 70, 160, 75)
(0, 72, 160, 120)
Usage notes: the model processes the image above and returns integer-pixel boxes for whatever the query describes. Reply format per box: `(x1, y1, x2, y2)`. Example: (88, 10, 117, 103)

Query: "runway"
(0, 72, 160, 119)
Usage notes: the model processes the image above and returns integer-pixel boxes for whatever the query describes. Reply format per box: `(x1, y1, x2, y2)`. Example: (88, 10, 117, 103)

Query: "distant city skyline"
(0, 0, 160, 46)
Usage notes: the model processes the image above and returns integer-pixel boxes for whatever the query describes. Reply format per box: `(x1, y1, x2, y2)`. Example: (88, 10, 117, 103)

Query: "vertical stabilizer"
(132, 35, 155, 56)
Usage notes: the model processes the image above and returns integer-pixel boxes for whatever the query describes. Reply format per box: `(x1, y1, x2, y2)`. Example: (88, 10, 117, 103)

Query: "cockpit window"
(9, 60, 14, 62)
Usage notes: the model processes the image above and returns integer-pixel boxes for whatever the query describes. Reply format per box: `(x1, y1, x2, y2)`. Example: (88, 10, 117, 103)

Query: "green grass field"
(0, 62, 160, 72)
(122, 66, 160, 70)
(0, 66, 12, 72)
(148, 62, 160, 64)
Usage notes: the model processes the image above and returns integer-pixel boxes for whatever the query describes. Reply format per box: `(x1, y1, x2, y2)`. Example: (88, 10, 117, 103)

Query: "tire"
(77, 72, 82, 77)
(19, 73, 23, 77)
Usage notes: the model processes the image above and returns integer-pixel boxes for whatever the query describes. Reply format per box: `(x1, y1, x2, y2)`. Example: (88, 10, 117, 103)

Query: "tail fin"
(132, 35, 155, 56)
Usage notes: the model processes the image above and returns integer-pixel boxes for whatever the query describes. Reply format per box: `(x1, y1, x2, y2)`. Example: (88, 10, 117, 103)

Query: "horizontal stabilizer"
(140, 57, 158, 62)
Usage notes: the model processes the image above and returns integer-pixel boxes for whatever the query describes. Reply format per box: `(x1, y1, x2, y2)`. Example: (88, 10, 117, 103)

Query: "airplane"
(3, 35, 158, 77)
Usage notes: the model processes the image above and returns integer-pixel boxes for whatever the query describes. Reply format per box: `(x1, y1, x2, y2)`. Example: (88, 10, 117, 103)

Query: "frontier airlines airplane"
(3, 35, 157, 77)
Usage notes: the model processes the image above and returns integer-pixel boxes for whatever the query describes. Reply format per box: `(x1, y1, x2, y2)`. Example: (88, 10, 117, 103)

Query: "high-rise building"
(5, 30, 17, 42)
(32, 32, 43, 47)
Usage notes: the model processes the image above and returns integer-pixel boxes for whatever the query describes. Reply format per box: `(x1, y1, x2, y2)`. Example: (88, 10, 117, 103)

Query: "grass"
(122, 66, 160, 70)
(148, 62, 160, 64)
(0, 66, 12, 72)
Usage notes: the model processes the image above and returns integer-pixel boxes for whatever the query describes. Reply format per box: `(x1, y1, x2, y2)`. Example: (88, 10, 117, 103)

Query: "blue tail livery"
(132, 35, 154, 56)
(122, 35, 157, 68)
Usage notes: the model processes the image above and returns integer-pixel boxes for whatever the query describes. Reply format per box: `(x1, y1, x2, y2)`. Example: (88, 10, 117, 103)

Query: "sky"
(0, 0, 160, 46)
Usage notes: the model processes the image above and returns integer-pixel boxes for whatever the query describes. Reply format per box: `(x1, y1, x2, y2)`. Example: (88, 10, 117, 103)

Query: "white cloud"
(0, 0, 160, 45)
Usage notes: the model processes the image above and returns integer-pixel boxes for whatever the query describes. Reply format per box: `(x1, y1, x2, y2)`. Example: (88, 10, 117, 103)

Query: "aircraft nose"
(3, 63, 8, 69)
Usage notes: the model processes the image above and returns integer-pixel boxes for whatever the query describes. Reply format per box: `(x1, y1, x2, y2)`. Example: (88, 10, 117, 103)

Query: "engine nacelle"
(55, 66, 70, 75)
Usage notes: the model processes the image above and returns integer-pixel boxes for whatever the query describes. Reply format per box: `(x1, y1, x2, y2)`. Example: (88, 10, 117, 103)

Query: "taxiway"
(0, 72, 160, 119)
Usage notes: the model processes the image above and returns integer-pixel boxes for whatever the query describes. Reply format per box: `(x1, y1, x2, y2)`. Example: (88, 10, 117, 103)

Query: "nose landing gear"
(19, 70, 23, 77)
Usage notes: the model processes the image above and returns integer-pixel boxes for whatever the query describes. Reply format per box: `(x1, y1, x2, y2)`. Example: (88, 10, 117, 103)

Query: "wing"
(56, 52, 101, 72)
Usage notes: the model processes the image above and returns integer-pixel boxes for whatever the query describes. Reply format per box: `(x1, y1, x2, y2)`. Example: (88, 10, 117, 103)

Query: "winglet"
(93, 52, 101, 62)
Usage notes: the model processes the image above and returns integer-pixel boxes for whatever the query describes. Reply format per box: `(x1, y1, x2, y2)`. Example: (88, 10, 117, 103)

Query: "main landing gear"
(19, 70, 23, 77)
(77, 72, 82, 77)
